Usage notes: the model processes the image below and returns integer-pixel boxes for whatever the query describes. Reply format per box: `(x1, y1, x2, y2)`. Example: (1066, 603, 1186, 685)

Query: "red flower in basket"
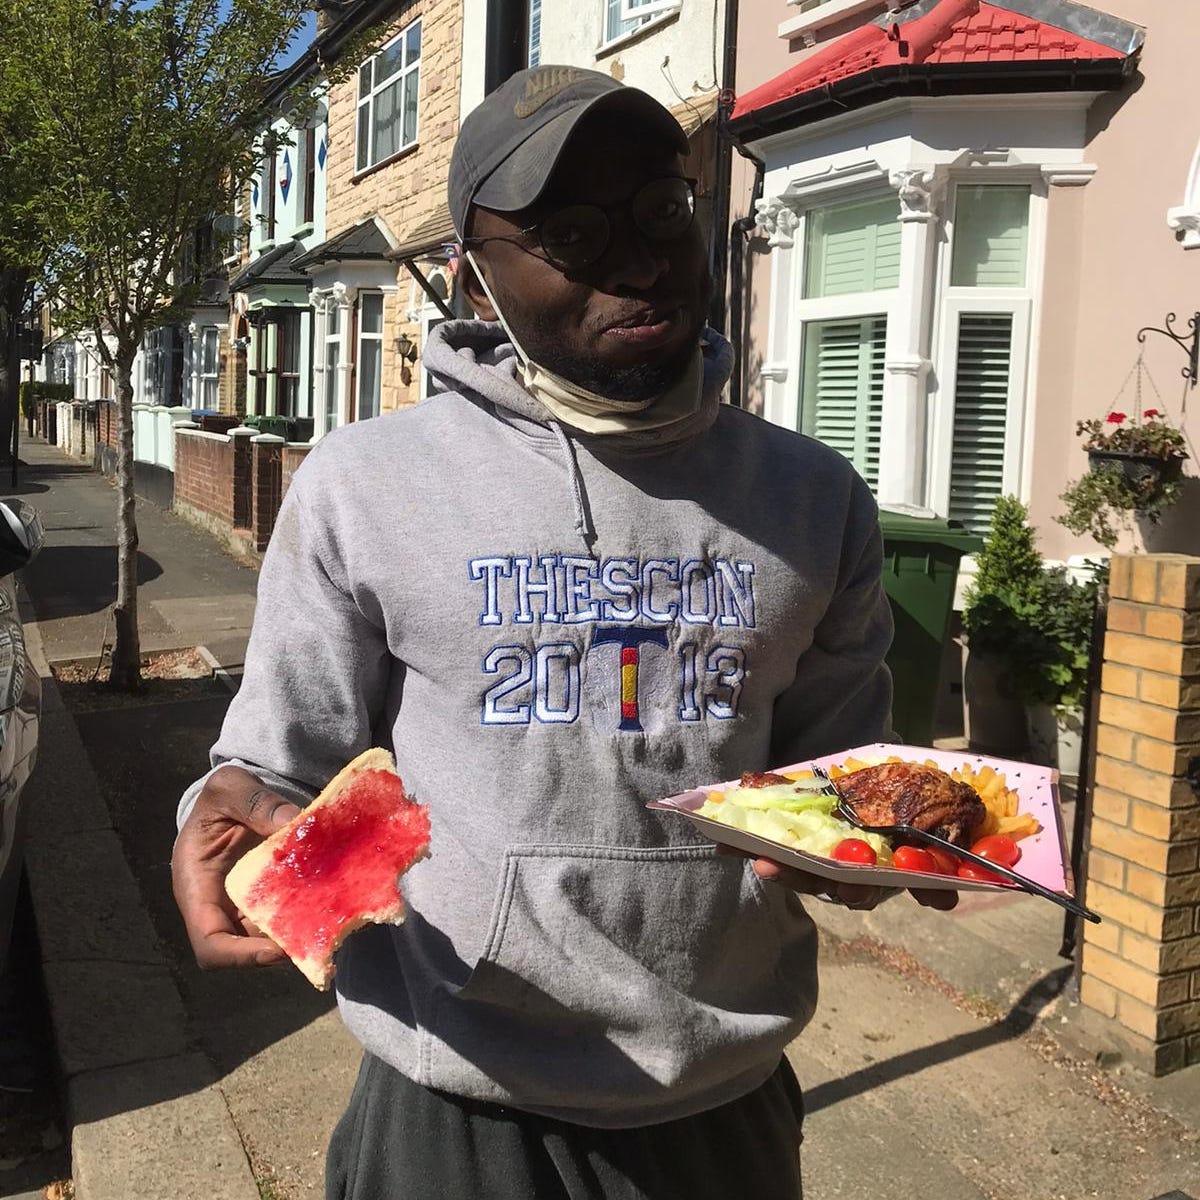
(1144, 409, 1162, 420)
(1106, 412, 1127, 424)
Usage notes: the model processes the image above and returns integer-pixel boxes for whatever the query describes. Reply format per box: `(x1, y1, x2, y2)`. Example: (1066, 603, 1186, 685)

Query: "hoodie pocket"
(427, 844, 816, 1118)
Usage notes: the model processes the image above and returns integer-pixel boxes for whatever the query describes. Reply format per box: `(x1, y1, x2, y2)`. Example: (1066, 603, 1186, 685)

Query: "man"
(173, 66, 954, 1200)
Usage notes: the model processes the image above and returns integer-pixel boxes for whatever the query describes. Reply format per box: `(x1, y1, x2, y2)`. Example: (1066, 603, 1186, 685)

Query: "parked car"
(0, 499, 44, 979)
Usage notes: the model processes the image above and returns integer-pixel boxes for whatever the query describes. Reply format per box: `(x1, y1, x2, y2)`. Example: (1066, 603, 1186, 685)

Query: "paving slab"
(70, 1054, 257, 1200)
(795, 949, 1200, 1200)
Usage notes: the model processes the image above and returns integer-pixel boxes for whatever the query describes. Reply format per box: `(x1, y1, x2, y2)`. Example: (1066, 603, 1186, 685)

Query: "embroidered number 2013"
(481, 640, 745, 727)
(482, 643, 581, 725)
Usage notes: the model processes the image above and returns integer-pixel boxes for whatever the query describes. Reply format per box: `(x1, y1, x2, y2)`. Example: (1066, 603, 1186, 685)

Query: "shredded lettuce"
(698, 783, 894, 865)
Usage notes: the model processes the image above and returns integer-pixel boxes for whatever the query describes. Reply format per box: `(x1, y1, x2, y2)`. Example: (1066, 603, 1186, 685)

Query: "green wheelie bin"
(877, 507, 983, 746)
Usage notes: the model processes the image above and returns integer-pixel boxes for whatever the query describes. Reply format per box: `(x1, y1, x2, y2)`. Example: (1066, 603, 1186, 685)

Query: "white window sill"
(352, 140, 419, 183)
(778, 0, 885, 41)
(596, 6, 681, 58)
(289, 222, 315, 240)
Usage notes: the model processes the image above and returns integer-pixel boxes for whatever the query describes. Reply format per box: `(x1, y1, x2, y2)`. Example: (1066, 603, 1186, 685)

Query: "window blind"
(948, 313, 1014, 532)
(804, 195, 901, 298)
(800, 315, 886, 489)
(951, 186, 1030, 288)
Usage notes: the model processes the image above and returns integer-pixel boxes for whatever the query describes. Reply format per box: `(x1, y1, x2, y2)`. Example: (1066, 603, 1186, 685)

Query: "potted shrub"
(963, 497, 1104, 771)
(961, 496, 1043, 754)
(1057, 409, 1188, 549)
(1011, 564, 1105, 775)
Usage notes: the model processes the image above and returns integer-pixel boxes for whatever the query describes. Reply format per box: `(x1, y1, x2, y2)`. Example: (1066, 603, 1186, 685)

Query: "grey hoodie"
(179, 320, 893, 1128)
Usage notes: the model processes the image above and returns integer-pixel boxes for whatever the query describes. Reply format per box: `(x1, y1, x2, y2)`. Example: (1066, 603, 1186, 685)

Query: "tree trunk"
(0, 270, 28, 468)
(109, 341, 141, 689)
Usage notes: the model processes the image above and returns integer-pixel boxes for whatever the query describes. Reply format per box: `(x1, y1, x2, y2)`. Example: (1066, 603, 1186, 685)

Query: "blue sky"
(278, 10, 317, 68)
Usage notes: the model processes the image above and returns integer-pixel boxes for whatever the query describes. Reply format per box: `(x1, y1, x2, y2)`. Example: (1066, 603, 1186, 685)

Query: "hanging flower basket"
(1087, 447, 1184, 490)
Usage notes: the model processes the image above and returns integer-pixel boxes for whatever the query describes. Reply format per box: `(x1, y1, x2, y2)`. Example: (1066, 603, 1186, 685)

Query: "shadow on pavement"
(23, 548, 164, 624)
(803, 964, 1073, 1116)
(64, 676, 336, 1090)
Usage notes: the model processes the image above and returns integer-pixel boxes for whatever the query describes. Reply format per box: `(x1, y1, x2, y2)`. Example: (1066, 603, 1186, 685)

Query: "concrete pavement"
(11, 435, 1200, 1199)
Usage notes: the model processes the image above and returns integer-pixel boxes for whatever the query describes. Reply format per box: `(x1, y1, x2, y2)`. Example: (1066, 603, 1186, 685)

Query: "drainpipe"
(485, 0, 528, 93)
(707, 0, 740, 335)
(725, 133, 764, 410)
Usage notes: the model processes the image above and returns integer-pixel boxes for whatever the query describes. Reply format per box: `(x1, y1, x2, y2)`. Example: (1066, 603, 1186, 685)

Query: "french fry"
(707, 790, 725, 804)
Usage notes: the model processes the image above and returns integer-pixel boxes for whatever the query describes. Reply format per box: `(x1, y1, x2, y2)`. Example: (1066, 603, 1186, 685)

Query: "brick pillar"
(250, 433, 285, 552)
(229, 425, 255, 532)
(1081, 553, 1200, 1074)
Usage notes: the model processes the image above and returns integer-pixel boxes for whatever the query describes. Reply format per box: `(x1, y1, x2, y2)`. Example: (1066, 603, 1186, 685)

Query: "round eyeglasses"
(465, 176, 697, 271)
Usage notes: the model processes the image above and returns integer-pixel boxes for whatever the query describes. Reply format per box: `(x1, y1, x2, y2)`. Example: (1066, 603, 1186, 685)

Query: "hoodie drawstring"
(549, 420, 596, 552)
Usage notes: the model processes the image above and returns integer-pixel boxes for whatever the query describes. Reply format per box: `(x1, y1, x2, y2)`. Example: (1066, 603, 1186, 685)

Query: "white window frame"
(355, 19, 421, 175)
(600, 0, 679, 52)
(778, 0, 890, 41)
(355, 291, 385, 421)
(317, 296, 348, 436)
(198, 327, 220, 411)
(766, 194, 902, 436)
(927, 176, 1046, 517)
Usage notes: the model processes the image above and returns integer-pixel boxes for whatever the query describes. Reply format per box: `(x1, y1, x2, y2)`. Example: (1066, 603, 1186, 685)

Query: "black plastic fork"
(810, 765, 1101, 924)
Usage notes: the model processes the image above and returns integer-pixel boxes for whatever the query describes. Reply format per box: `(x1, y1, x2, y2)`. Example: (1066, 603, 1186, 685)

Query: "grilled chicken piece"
(834, 762, 985, 847)
(740, 771, 796, 789)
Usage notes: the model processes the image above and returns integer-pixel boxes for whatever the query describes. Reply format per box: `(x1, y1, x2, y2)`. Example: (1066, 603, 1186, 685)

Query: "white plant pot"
(1025, 703, 1083, 777)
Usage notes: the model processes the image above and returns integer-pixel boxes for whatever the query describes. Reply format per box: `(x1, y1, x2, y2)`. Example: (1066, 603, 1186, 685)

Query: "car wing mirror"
(0, 500, 43, 577)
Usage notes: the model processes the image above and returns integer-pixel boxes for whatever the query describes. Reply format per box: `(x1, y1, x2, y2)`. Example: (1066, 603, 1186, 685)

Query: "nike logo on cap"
(513, 66, 587, 119)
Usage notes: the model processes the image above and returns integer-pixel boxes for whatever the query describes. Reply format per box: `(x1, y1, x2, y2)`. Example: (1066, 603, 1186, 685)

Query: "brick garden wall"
(282, 445, 313, 501)
(174, 430, 236, 528)
(1080, 553, 1200, 1074)
(173, 428, 312, 555)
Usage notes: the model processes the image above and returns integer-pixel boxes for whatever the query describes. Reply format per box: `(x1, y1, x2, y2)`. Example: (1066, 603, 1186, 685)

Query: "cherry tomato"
(957, 861, 1010, 885)
(892, 845, 939, 874)
(969, 834, 1020, 868)
(831, 838, 877, 866)
(924, 846, 960, 876)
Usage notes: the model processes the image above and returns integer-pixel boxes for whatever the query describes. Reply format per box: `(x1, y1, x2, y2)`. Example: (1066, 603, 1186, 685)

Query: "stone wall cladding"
(1080, 553, 1200, 1075)
(324, 0, 462, 413)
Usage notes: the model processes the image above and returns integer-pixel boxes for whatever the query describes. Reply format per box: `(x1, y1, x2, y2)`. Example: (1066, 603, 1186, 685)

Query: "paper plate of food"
(649, 744, 1094, 918)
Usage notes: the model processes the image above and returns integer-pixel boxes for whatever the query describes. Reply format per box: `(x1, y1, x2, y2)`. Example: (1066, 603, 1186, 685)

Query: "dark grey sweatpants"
(326, 1054, 805, 1200)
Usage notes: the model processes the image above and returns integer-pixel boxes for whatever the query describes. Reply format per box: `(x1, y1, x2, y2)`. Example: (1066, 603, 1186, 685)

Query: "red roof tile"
(732, 0, 1128, 122)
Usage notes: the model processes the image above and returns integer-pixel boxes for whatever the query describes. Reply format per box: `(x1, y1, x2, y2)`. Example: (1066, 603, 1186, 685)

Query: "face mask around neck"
(465, 249, 703, 436)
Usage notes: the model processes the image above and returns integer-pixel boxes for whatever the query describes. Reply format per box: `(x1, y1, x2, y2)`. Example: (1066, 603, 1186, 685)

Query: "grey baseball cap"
(449, 66, 689, 238)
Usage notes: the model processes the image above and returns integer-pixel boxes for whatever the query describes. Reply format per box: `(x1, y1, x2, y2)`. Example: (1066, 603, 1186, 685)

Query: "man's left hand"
(733, 851, 959, 912)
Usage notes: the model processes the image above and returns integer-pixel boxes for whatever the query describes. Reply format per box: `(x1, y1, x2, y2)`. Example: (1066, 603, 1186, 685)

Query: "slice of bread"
(226, 748, 431, 990)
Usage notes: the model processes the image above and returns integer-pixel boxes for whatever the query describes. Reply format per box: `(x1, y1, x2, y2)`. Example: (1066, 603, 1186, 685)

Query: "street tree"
(3, 0, 326, 687)
(0, 11, 50, 470)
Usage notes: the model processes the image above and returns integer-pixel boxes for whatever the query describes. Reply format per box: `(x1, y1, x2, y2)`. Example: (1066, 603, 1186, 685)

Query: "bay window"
(771, 177, 1038, 534)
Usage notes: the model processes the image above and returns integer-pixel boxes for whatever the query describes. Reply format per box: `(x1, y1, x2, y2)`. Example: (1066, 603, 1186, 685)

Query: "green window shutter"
(804, 196, 901, 298)
(951, 186, 1030, 288)
(949, 313, 1014, 533)
(800, 315, 886, 488)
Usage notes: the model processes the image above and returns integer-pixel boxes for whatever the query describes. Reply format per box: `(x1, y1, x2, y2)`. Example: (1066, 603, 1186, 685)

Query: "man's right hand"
(171, 765, 302, 970)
